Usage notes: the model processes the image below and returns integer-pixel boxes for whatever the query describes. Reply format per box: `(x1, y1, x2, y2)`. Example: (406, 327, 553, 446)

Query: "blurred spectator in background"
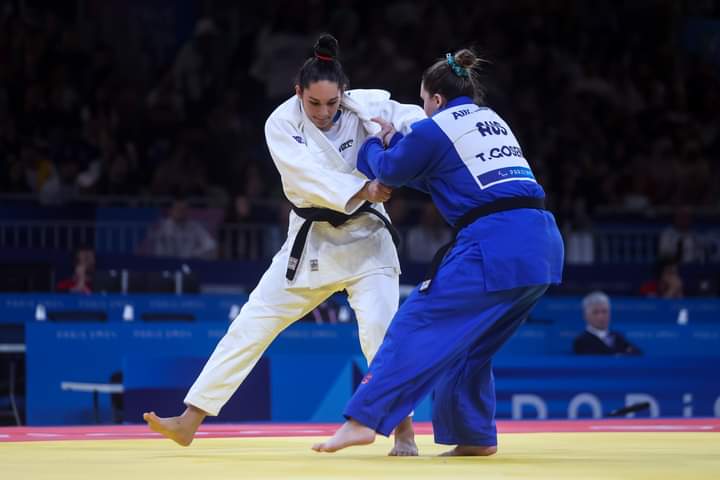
(150, 128, 212, 197)
(405, 202, 452, 263)
(658, 208, 701, 264)
(149, 198, 218, 259)
(300, 300, 340, 324)
(56, 247, 95, 294)
(640, 256, 685, 299)
(249, 4, 311, 108)
(171, 17, 229, 121)
(562, 201, 595, 265)
(0, 0, 718, 293)
(573, 291, 642, 355)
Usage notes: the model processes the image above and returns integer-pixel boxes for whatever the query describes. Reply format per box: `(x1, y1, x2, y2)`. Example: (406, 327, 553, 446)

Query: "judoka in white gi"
(143, 34, 425, 456)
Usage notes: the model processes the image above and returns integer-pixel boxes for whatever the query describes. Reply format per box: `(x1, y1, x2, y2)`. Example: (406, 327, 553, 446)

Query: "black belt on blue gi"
(419, 196, 546, 294)
(286, 202, 400, 281)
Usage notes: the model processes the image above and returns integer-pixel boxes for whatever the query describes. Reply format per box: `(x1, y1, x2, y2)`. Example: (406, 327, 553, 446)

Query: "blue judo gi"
(347, 96, 564, 446)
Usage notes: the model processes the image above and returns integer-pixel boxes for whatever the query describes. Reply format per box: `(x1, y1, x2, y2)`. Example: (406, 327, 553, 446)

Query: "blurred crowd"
(1, 0, 719, 234)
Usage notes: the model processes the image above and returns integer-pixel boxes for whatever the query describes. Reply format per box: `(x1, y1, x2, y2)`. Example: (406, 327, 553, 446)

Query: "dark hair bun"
(454, 49, 479, 69)
(314, 33, 339, 60)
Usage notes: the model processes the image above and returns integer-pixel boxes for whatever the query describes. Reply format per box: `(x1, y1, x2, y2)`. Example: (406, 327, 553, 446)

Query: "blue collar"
(434, 96, 475, 115)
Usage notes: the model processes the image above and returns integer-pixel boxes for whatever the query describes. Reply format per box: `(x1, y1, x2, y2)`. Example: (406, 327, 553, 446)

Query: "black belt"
(286, 202, 400, 281)
(419, 196, 546, 293)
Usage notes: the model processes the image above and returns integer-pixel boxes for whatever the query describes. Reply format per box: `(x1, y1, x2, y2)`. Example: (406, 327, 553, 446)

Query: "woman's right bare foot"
(439, 445, 497, 456)
(312, 420, 376, 453)
(143, 406, 206, 447)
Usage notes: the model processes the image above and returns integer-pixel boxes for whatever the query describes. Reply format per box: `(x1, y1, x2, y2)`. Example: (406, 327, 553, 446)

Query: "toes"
(312, 443, 327, 452)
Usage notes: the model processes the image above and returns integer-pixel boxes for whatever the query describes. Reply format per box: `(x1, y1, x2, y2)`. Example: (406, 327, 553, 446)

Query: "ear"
(434, 94, 446, 108)
(295, 85, 302, 98)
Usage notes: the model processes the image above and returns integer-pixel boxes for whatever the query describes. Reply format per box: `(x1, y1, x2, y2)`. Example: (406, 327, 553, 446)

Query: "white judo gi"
(185, 89, 425, 415)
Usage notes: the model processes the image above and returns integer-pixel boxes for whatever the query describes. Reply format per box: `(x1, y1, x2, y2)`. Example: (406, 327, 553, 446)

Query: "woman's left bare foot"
(388, 417, 418, 456)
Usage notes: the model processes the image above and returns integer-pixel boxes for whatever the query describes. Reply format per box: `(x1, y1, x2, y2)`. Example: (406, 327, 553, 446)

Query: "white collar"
(586, 325, 609, 339)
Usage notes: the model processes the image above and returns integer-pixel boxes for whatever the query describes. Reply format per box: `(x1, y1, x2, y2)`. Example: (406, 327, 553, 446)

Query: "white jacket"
(264, 89, 425, 289)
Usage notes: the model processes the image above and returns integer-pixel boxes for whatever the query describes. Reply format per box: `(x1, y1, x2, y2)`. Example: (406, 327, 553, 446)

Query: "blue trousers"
(344, 239, 549, 446)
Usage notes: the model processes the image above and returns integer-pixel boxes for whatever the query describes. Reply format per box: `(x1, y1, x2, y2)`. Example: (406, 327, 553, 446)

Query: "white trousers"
(184, 257, 399, 416)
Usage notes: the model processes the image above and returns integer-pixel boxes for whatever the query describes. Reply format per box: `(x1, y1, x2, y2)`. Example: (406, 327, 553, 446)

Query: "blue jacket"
(357, 96, 564, 291)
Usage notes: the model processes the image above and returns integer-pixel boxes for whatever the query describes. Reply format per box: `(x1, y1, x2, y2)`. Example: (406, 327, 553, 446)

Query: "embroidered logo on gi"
(310, 259, 319, 272)
(361, 373, 373, 384)
(452, 108, 472, 120)
(339, 139, 354, 152)
(292, 135, 306, 144)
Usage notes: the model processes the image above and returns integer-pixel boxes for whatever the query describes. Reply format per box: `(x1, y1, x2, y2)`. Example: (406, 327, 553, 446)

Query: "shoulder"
(409, 116, 448, 144)
(266, 95, 302, 130)
(344, 89, 392, 105)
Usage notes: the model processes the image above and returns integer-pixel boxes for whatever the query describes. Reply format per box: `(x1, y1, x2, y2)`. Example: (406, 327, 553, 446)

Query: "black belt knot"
(419, 196, 546, 293)
(286, 202, 400, 281)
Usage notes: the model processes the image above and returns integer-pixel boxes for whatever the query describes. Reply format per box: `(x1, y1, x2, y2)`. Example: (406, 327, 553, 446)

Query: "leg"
(434, 359, 497, 457)
(433, 285, 548, 456)
(313, 238, 549, 453)
(344, 270, 398, 364)
(345, 271, 417, 455)
(144, 257, 332, 446)
(314, 258, 493, 453)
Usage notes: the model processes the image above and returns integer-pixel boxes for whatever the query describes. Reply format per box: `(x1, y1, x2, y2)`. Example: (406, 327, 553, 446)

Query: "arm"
(362, 120, 430, 194)
(357, 120, 439, 188)
(265, 115, 368, 214)
(615, 332, 643, 355)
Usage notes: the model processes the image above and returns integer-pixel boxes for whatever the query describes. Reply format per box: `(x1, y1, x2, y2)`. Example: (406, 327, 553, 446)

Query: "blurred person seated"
(640, 256, 684, 299)
(56, 247, 96, 294)
(149, 199, 218, 260)
(300, 300, 339, 324)
(573, 291, 642, 355)
(405, 202, 452, 263)
(658, 208, 701, 264)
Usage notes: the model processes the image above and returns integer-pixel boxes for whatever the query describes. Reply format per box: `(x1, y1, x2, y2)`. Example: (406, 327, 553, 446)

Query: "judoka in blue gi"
(313, 49, 564, 456)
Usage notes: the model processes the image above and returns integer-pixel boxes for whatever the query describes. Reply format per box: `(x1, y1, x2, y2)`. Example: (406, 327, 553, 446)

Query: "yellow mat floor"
(1, 432, 719, 480)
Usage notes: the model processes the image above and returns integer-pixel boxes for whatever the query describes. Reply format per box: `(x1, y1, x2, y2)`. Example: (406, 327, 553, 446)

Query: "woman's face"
(296, 81, 342, 131)
(420, 82, 443, 117)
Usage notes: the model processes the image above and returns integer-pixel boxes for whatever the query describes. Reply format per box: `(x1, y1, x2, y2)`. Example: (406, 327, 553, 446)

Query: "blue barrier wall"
(25, 322, 436, 425)
(25, 321, 719, 425)
(11, 294, 720, 425)
(4, 293, 720, 325)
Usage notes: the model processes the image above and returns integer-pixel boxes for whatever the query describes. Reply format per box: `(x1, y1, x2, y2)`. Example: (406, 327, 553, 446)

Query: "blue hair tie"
(446, 53, 469, 78)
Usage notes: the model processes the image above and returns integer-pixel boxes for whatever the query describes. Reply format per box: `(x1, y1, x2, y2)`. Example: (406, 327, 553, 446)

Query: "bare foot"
(388, 417, 418, 456)
(312, 419, 376, 453)
(439, 445, 498, 456)
(142, 406, 206, 447)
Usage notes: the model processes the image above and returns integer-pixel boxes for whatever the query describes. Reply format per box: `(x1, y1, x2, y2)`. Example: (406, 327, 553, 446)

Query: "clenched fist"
(362, 179, 393, 203)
